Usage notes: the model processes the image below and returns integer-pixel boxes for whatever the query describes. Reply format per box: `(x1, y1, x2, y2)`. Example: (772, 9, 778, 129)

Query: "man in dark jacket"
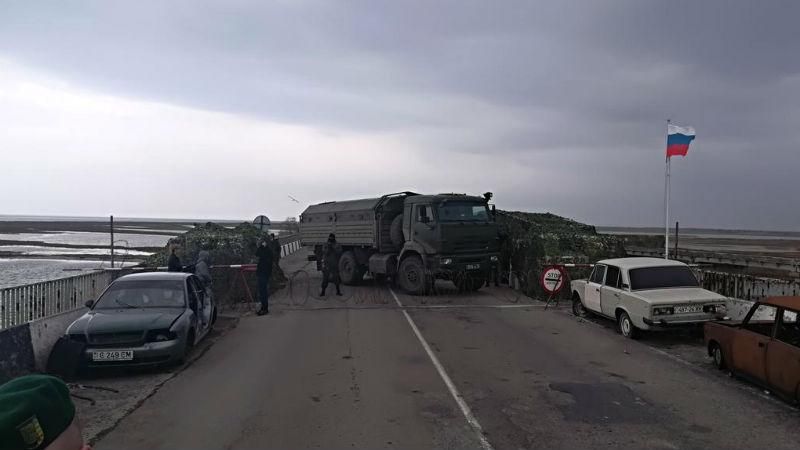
(270, 233, 282, 263)
(320, 233, 342, 296)
(167, 246, 182, 272)
(256, 239, 273, 315)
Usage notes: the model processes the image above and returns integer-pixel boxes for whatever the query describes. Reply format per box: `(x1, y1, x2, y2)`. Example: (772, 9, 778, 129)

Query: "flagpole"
(664, 119, 671, 259)
(664, 155, 671, 259)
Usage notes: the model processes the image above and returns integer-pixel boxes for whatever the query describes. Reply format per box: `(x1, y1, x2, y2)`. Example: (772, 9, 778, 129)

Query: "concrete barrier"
(28, 308, 88, 371)
(0, 324, 36, 384)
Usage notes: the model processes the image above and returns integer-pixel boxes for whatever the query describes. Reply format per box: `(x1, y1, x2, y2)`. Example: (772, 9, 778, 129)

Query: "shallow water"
(0, 245, 152, 256)
(0, 231, 173, 247)
(0, 259, 137, 289)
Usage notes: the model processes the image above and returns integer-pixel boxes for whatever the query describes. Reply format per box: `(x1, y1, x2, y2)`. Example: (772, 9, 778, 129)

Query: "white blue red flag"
(666, 124, 695, 158)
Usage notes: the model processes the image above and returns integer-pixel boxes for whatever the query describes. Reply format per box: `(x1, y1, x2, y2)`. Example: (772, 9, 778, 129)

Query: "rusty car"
(704, 296, 800, 403)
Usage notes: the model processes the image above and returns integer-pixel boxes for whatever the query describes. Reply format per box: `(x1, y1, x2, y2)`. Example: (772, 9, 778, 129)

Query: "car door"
(600, 265, 622, 317)
(584, 265, 606, 314)
(767, 308, 800, 400)
(189, 276, 211, 331)
(185, 278, 201, 341)
(731, 303, 777, 383)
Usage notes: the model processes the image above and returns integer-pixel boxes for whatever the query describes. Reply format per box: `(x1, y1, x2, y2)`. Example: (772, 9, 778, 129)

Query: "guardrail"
(0, 237, 304, 330)
(696, 270, 800, 302)
(281, 239, 302, 257)
(0, 271, 113, 331)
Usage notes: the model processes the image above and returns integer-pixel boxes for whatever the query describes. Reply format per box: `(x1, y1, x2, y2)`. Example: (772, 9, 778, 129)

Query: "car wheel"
(617, 311, 639, 339)
(572, 295, 587, 317)
(710, 342, 726, 370)
(177, 330, 195, 366)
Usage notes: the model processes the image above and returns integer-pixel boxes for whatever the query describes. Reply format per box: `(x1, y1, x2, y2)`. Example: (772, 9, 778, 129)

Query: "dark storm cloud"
(1, 0, 798, 229)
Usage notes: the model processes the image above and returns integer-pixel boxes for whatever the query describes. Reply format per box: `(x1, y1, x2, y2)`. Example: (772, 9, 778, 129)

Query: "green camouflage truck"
(299, 192, 500, 294)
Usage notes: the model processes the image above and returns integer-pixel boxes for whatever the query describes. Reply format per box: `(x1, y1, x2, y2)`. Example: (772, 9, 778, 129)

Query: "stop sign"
(540, 265, 567, 296)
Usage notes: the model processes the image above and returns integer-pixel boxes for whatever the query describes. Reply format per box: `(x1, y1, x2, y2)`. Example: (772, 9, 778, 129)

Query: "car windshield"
(94, 279, 186, 309)
(438, 202, 489, 222)
(629, 266, 700, 290)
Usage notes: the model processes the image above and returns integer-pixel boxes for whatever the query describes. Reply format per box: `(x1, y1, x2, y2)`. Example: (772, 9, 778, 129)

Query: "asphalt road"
(95, 252, 799, 450)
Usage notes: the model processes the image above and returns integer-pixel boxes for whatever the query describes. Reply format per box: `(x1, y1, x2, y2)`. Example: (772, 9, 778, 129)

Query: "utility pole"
(110, 215, 115, 268)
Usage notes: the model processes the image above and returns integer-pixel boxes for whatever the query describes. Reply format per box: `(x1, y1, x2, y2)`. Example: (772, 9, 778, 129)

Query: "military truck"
(299, 192, 500, 294)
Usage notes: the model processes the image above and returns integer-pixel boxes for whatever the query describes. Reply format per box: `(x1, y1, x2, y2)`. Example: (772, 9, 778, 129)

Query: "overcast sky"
(1, 1, 798, 230)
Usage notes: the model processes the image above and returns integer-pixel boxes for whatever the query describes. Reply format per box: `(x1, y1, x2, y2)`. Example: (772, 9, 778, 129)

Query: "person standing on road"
(0, 374, 91, 450)
(270, 233, 282, 263)
(194, 251, 212, 324)
(256, 239, 273, 315)
(167, 245, 182, 272)
(320, 233, 342, 296)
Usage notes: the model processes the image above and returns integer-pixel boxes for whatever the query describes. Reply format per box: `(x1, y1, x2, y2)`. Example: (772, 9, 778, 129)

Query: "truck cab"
(397, 194, 500, 293)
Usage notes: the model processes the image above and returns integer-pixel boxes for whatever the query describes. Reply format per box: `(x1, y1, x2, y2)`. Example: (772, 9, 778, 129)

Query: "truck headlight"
(490, 255, 498, 262)
(653, 307, 674, 316)
(440, 258, 453, 265)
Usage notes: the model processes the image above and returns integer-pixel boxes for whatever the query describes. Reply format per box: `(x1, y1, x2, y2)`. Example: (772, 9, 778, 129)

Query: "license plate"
(466, 264, 480, 270)
(92, 350, 134, 361)
(674, 305, 703, 314)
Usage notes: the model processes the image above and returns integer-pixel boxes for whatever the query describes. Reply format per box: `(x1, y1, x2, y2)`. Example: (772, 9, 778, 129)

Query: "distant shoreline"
(597, 226, 800, 239)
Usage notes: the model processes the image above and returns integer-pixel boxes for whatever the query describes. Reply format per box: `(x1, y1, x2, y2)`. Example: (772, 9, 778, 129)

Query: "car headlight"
(653, 307, 674, 316)
(440, 258, 453, 265)
(490, 255, 498, 262)
(146, 329, 178, 342)
(704, 304, 727, 314)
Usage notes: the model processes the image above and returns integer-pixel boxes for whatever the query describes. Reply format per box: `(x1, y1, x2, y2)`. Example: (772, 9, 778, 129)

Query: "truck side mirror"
(84, 300, 94, 308)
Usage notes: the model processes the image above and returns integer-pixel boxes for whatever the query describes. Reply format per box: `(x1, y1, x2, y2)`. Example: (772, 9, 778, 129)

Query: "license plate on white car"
(466, 264, 480, 270)
(674, 305, 703, 314)
(92, 350, 134, 361)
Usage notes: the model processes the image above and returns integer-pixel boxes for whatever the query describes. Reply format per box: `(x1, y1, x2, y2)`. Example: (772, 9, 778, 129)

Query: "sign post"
(541, 265, 568, 310)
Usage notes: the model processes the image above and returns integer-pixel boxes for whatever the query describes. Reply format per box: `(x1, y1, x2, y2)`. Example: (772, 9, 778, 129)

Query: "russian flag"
(666, 124, 695, 158)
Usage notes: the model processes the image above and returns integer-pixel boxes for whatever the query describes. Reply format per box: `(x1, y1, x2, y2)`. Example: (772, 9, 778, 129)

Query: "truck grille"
(89, 332, 144, 346)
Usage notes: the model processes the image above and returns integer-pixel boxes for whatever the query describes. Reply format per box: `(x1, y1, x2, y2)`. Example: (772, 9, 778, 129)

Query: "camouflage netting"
(141, 222, 287, 304)
(496, 211, 626, 299)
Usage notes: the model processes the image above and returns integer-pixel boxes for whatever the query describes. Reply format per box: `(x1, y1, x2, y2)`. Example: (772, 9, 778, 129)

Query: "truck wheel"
(457, 275, 484, 292)
(390, 215, 405, 248)
(572, 295, 587, 317)
(617, 311, 639, 339)
(710, 342, 727, 370)
(399, 256, 429, 295)
(339, 251, 361, 285)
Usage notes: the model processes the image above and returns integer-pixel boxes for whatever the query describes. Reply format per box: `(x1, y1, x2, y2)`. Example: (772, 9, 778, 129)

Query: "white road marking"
(389, 288, 494, 450)
(280, 304, 545, 311)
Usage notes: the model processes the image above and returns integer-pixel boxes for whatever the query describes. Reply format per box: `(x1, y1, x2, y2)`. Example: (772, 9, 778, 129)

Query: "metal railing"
(696, 270, 800, 302)
(281, 239, 302, 257)
(0, 271, 114, 331)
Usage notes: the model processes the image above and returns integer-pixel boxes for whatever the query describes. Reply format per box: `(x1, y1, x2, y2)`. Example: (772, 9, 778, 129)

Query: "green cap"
(0, 375, 75, 450)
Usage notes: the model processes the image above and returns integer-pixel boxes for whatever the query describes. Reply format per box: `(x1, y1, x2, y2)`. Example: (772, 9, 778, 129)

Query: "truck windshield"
(438, 202, 489, 222)
(629, 266, 700, 290)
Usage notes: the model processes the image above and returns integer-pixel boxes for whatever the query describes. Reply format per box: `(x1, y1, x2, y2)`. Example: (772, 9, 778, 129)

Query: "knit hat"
(0, 375, 75, 450)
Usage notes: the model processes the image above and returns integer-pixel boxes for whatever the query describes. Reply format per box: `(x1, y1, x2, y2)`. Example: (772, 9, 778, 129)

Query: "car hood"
(631, 287, 727, 305)
(67, 308, 184, 335)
